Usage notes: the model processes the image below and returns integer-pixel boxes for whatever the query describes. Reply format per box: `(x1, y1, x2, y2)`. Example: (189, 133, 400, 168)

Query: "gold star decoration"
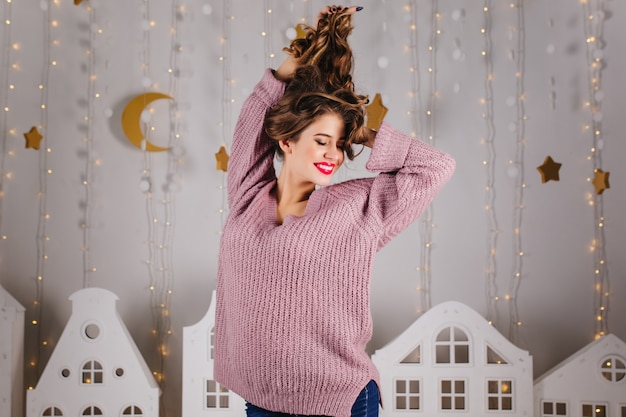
(295, 24, 307, 40)
(365, 93, 388, 132)
(74, 0, 84, 5)
(24, 126, 44, 150)
(592, 169, 610, 195)
(536, 155, 562, 183)
(215, 146, 230, 172)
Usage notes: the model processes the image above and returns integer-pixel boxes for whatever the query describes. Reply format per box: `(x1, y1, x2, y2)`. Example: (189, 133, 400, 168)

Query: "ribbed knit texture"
(214, 69, 455, 417)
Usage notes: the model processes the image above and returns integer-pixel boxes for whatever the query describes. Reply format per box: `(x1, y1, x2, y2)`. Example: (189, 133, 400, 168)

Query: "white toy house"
(0, 285, 25, 417)
(372, 301, 533, 416)
(182, 290, 246, 417)
(534, 333, 626, 417)
(26, 287, 160, 417)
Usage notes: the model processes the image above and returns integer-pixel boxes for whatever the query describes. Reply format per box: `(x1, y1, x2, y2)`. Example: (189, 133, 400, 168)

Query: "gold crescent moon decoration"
(121, 92, 173, 152)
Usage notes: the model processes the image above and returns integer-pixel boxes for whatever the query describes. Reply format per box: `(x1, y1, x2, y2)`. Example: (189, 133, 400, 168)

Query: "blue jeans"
(245, 380, 379, 417)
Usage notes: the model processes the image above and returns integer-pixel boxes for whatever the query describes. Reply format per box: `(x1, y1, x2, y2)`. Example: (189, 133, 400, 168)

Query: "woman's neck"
(275, 173, 315, 223)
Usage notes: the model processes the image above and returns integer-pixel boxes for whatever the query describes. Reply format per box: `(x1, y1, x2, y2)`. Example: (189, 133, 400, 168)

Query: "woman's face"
(281, 113, 345, 187)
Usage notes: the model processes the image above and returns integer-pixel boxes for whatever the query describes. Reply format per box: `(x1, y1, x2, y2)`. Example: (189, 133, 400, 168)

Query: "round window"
(82, 322, 102, 341)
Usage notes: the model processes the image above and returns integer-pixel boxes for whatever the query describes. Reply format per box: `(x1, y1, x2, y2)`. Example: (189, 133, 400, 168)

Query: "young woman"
(214, 6, 455, 417)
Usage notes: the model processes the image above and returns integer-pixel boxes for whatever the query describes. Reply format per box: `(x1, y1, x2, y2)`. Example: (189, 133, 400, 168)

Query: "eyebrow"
(314, 133, 346, 140)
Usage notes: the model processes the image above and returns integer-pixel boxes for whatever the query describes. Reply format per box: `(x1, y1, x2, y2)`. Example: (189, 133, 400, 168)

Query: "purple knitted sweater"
(214, 69, 455, 417)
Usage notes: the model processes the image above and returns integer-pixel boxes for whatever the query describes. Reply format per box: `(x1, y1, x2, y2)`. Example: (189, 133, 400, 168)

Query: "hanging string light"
(580, 0, 610, 340)
(406, 1, 427, 313)
(137, 0, 185, 394)
(263, 1, 275, 68)
(216, 0, 233, 232)
(507, 0, 528, 344)
(0, 0, 15, 239)
(138, 0, 165, 386)
(75, 0, 99, 289)
(480, 1, 500, 327)
(212, 0, 235, 235)
(417, 1, 441, 314)
(28, 0, 57, 386)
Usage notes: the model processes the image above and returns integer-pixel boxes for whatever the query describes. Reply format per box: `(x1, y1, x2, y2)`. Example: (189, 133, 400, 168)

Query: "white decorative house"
(534, 333, 626, 417)
(0, 285, 25, 417)
(26, 287, 160, 417)
(372, 301, 533, 416)
(182, 290, 246, 417)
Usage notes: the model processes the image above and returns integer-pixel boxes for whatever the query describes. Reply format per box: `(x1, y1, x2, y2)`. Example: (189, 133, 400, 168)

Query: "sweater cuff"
(255, 68, 286, 105)
(365, 122, 412, 173)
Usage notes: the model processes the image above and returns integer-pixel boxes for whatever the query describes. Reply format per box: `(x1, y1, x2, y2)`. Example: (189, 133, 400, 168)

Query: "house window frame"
(42, 406, 64, 416)
(208, 326, 215, 360)
(439, 378, 467, 411)
(81, 359, 104, 385)
(581, 403, 607, 417)
(486, 378, 514, 412)
(393, 378, 421, 411)
(599, 355, 626, 383)
(540, 400, 568, 416)
(81, 406, 103, 416)
(205, 379, 231, 409)
(121, 405, 144, 416)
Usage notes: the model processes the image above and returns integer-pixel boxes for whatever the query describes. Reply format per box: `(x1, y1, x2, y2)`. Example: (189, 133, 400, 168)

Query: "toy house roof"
(37, 287, 157, 389)
(185, 289, 216, 330)
(373, 300, 530, 364)
(0, 285, 25, 311)
(534, 333, 626, 385)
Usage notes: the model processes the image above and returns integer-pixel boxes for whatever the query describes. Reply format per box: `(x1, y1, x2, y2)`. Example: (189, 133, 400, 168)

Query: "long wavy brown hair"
(264, 11, 369, 160)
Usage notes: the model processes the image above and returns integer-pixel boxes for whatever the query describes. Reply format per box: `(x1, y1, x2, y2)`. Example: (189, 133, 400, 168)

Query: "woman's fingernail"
(356, 6, 364, 11)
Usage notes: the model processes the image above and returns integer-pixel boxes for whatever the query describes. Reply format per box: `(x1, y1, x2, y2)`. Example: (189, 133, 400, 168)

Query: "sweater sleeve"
(227, 69, 286, 213)
(364, 122, 456, 249)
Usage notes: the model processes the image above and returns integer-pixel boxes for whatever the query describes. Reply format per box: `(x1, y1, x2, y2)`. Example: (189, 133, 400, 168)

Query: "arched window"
(122, 405, 143, 416)
(208, 326, 215, 360)
(42, 407, 63, 416)
(82, 360, 104, 384)
(82, 406, 103, 416)
(600, 355, 625, 382)
(435, 326, 470, 364)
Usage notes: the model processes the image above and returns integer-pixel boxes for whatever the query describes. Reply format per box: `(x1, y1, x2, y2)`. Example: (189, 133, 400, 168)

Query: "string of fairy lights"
(81, 1, 97, 290)
(138, 0, 184, 392)
(480, 1, 500, 327)
(263, 1, 275, 69)
(506, 0, 527, 344)
(30, 0, 54, 385)
(0, 0, 13, 237)
(217, 0, 233, 231)
(405, 1, 428, 313)
(580, 0, 610, 339)
(413, 1, 440, 314)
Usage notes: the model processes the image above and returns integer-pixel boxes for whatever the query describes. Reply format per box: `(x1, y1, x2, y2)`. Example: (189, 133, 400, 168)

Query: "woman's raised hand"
(275, 5, 363, 82)
(316, 5, 362, 25)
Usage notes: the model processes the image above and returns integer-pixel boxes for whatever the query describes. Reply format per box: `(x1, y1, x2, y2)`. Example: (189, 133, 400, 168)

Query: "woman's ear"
(278, 138, 292, 154)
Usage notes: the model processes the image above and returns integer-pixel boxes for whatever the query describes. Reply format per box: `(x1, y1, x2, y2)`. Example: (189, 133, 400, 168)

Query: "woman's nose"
(325, 146, 341, 161)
